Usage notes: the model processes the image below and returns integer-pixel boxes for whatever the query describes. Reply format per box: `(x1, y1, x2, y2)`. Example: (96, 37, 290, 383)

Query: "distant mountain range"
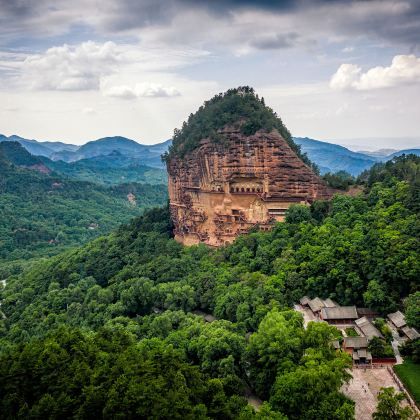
(293, 137, 419, 175)
(1, 134, 419, 176)
(0, 134, 170, 169)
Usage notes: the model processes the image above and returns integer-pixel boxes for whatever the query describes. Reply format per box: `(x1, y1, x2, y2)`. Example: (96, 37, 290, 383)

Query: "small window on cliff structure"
(246, 188, 250, 192)
(241, 188, 244, 192)
(252, 188, 255, 192)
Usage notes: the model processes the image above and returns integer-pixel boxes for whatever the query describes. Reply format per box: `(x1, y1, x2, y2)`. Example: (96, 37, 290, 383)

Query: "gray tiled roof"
(387, 311, 406, 328)
(344, 336, 368, 349)
(357, 349, 367, 358)
(321, 306, 358, 320)
(323, 298, 337, 308)
(308, 297, 325, 313)
(402, 326, 420, 340)
(355, 316, 383, 339)
(300, 296, 311, 306)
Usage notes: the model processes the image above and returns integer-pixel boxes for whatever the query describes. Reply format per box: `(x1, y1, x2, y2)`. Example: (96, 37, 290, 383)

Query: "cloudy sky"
(1, 0, 419, 150)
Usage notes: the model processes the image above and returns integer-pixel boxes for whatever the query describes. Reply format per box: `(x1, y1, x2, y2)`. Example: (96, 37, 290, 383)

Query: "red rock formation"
(167, 127, 332, 247)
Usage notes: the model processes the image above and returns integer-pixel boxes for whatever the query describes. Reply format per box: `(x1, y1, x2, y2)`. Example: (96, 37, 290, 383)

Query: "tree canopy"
(1, 154, 419, 418)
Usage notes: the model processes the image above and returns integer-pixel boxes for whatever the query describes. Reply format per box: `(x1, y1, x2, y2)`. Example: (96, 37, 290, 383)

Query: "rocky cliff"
(167, 126, 332, 247)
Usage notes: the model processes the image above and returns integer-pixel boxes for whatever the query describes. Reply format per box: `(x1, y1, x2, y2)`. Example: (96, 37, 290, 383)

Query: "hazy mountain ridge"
(0, 134, 170, 168)
(40, 152, 167, 185)
(1, 133, 419, 176)
(293, 137, 377, 176)
(294, 137, 420, 175)
(387, 148, 420, 159)
(356, 149, 398, 158)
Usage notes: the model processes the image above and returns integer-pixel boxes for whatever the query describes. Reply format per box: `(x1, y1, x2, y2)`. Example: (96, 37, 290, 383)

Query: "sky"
(0, 0, 419, 151)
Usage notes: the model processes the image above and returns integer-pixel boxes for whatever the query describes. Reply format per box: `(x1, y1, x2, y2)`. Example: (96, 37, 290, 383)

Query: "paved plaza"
(342, 368, 406, 420)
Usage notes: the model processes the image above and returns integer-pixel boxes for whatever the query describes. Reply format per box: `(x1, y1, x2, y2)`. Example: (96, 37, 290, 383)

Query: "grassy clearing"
(394, 358, 420, 405)
(345, 327, 359, 337)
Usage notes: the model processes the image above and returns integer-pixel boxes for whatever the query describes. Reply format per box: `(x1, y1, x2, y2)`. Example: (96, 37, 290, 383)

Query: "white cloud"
(330, 63, 362, 90)
(103, 83, 180, 99)
(330, 55, 420, 90)
(23, 41, 120, 91)
(15, 40, 208, 92)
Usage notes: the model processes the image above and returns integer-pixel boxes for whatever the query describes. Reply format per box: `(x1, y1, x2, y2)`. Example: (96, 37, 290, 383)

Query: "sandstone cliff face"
(167, 127, 332, 247)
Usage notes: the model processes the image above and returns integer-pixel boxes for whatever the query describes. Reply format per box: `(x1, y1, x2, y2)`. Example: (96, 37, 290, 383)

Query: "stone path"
(387, 321, 405, 365)
(342, 367, 410, 420)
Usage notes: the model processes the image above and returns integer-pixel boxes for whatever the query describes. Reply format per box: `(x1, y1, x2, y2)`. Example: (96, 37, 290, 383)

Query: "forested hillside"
(1, 155, 418, 419)
(0, 142, 167, 276)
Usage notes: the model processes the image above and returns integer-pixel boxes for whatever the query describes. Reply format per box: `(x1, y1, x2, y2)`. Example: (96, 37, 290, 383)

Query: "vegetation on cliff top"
(164, 86, 314, 169)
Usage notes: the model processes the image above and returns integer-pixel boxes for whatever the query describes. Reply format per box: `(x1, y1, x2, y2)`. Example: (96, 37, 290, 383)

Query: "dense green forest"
(1, 155, 418, 419)
(164, 87, 315, 169)
(0, 142, 167, 277)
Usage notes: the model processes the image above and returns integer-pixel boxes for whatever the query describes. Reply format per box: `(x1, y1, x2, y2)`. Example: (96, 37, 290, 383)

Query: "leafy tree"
(304, 321, 342, 351)
(285, 204, 312, 224)
(368, 336, 394, 358)
(363, 281, 395, 314)
(399, 339, 420, 363)
(373, 318, 393, 342)
(270, 352, 352, 419)
(323, 171, 355, 190)
(404, 292, 420, 330)
(373, 387, 417, 420)
(245, 309, 304, 398)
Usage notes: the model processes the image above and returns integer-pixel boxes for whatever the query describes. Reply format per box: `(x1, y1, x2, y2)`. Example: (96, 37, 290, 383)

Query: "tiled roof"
(387, 311, 406, 328)
(357, 349, 367, 358)
(344, 336, 368, 349)
(323, 298, 337, 308)
(357, 307, 379, 318)
(321, 306, 358, 320)
(402, 326, 420, 340)
(355, 316, 383, 339)
(308, 297, 325, 313)
(300, 296, 311, 306)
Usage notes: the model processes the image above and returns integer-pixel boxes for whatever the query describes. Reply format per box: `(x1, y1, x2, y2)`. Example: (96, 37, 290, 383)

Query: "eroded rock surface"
(167, 127, 332, 246)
